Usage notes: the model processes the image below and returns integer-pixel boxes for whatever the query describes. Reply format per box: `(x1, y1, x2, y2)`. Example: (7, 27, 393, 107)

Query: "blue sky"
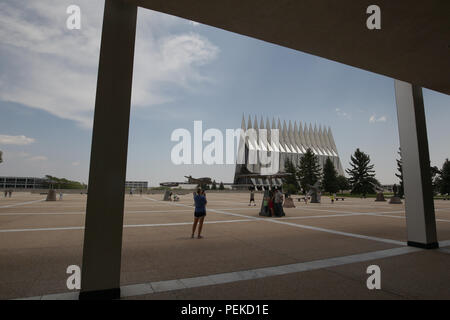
(0, 0, 449, 186)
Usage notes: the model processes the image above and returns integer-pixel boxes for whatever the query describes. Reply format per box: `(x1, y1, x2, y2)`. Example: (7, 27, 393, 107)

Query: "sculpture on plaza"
(371, 182, 386, 202)
(389, 183, 403, 204)
(163, 190, 172, 201)
(307, 181, 322, 203)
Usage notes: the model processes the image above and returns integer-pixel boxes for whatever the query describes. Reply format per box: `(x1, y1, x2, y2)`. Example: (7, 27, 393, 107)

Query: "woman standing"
(192, 189, 207, 239)
(268, 190, 275, 217)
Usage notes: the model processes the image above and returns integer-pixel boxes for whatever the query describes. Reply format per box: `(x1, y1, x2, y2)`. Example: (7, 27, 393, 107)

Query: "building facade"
(234, 115, 344, 187)
(125, 181, 148, 190)
(0, 176, 47, 190)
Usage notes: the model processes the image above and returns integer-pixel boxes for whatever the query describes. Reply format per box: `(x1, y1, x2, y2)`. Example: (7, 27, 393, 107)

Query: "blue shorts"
(194, 211, 206, 218)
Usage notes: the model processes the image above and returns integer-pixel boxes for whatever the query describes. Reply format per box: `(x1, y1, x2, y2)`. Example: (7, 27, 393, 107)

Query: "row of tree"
(200, 181, 225, 190)
(282, 147, 366, 195)
(284, 147, 450, 197)
(439, 160, 450, 195)
(43, 175, 87, 189)
(396, 148, 450, 197)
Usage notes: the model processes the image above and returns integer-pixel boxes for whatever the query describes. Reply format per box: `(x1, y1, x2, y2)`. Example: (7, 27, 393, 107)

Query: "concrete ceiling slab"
(129, 0, 450, 95)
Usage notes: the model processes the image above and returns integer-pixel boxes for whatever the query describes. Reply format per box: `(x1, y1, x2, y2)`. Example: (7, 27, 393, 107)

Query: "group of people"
(191, 187, 290, 239)
(261, 188, 285, 217)
(168, 191, 179, 201)
(129, 188, 144, 196)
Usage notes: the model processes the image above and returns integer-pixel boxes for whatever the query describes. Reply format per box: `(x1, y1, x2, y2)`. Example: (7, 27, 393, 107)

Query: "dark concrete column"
(79, 0, 137, 299)
(394, 80, 438, 249)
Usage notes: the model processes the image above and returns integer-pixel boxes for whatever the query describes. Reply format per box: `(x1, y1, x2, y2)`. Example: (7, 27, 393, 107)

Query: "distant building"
(381, 184, 394, 192)
(0, 176, 47, 189)
(234, 115, 344, 187)
(125, 181, 148, 189)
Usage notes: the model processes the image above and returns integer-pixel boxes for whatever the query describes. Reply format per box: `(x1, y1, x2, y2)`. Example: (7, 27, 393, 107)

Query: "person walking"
(59, 192, 63, 200)
(249, 189, 256, 206)
(192, 188, 207, 239)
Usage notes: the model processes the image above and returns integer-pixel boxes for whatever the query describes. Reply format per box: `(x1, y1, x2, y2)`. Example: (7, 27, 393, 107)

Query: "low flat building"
(0, 176, 47, 190)
(125, 181, 148, 189)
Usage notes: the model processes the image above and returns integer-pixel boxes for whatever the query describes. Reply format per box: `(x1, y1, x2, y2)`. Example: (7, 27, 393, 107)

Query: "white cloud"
(0, 1, 219, 128)
(1, 150, 47, 163)
(369, 114, 387, 123)
(1, 151, 30, 159)
(335, 108, 351, 120)
(0, 134, 35, 145)
(72, 161, 80, 166)
(17, 152, 30, 158)
(28, 155, 47, 161)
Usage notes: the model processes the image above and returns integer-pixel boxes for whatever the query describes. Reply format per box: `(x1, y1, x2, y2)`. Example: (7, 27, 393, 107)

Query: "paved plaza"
(0, 192, 449, 300)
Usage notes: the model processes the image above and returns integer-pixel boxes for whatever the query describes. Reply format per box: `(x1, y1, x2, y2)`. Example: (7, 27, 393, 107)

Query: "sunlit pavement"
(1, 192, 449, 300)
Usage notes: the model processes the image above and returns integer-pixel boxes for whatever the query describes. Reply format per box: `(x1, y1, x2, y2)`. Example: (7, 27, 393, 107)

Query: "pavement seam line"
(142, 196, 406, 246)
(0, 199, 45, 209)
(15, 246, 422, 300)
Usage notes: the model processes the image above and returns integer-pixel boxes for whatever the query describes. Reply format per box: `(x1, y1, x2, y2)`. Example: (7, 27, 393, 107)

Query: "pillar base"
(407, 241, 439, 249)
(79, 288, 120, 300)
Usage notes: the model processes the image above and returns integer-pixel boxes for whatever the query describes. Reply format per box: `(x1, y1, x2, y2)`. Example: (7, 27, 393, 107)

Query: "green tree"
(430, 166, 441, 195)
(395, 148, 404, 198)
(196, 183, 210, 190)
(439, 159, 450, 195)
(346, 148, 378, 196)
(43, 175, 87, 189)
(211, 180, 217, 190)
(297, 148, 322, 192)
(219, 182, 225, 190)
(322, 158, 339, 194)
(336, 175, 350, 193)
(396, 147, 441, 196)
(283, 158, 300, 194)
(0, 150, 3, 164)
(282, 183, 298, 195)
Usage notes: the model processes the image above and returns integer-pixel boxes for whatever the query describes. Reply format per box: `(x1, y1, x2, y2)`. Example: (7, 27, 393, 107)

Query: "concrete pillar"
(79, 0, 137, 299)
(394, 80, 438, 249)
